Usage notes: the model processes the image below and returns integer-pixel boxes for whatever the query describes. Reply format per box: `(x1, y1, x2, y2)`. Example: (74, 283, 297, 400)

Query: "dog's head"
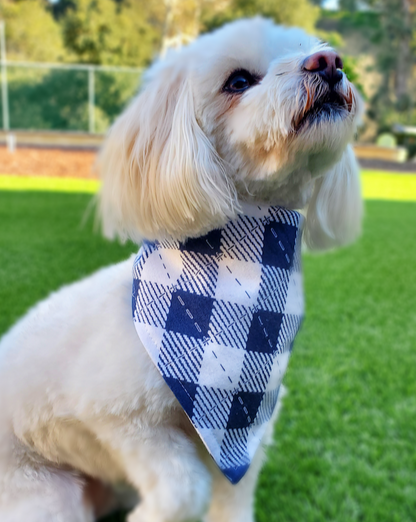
(98, 17, 363, 249)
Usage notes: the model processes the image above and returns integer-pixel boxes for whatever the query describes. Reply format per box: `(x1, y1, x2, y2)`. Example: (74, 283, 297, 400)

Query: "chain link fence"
(0, 61, 142, 135)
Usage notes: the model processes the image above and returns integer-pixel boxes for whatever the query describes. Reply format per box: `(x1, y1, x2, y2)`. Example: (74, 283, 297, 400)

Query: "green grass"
(1, 190, 415, 522)
(0, 192, 135, 333)
(257, 200, 416, 522)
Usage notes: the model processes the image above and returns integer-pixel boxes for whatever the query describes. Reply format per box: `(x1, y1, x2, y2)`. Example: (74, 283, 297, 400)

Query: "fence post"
(0, 20, 10, 131)
(88, 66, 95, 134)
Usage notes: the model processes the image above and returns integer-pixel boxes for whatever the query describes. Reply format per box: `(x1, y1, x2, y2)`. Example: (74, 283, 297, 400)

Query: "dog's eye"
(223, 70, 258, 94)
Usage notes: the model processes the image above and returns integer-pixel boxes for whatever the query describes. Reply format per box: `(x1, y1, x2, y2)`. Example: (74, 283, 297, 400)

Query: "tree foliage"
(61, 0, 161, 66)
(359, 0, 416, 130)
(7, 67, 140, 131)
(202, 0, 319, 34)
(0, 0, 321, 65)
(0, 0, 67, 62)
(377, 0, 414, 101)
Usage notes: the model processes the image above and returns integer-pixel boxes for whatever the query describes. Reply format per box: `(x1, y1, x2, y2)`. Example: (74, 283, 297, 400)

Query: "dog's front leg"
(203, 443, 265, 522)
(203, 385, 287, 522)
(109, 424, 212, 522)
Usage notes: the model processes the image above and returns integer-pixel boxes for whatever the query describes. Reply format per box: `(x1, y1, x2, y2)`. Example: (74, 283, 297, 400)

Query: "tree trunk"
(395, 0, 411, 100)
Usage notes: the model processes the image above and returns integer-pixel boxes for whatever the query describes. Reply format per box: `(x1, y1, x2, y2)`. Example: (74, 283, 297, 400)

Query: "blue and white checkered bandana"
(132, 204, 304, 484)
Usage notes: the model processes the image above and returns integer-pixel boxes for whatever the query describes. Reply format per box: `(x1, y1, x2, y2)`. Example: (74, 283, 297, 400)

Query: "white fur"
(0, 17, 363, 522)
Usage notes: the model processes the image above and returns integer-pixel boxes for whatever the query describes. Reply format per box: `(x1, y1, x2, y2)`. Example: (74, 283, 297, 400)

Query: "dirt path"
(0, 146, 98, 178)
(1, 145, 415, 179)
(359, 158, 416, 173)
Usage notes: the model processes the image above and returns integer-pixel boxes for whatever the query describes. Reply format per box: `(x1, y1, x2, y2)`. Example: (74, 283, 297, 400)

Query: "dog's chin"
(294, 91, 352, 133)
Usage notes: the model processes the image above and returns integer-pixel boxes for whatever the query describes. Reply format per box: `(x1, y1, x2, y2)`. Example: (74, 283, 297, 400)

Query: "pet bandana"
(132, 204, 304, 484)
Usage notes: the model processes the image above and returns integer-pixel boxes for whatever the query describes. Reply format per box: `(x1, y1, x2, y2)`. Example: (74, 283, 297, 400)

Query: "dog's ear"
(304, 145, 363, 250)
(97, 63, 238, 243)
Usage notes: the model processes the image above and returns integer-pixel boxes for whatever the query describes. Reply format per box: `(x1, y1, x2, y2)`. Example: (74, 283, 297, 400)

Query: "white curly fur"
(0, 17, 363, 522)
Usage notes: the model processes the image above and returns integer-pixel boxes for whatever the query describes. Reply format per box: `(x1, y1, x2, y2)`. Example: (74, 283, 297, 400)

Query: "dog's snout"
(303, 51, 343, 87)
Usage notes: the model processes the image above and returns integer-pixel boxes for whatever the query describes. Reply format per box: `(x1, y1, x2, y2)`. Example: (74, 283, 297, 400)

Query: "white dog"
(0, 17, 363, 522)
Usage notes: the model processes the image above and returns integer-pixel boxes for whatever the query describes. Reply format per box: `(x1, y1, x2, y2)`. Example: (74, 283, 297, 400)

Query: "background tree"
(379, 0, 414, 106)
(364, 0, 416, 129)
(162, 0, 202, 43)
(61, 0, 161, 66)
(0, 0, 67, 62)
(201, 0, 319, 34)
(339, 0, 359, 12)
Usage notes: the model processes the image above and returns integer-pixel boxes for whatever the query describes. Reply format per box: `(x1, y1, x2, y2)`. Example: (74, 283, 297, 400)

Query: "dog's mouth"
(294, 88, 353, 132)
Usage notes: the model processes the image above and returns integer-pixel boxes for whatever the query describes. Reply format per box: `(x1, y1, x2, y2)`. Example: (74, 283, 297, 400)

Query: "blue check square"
(246, 310, 283, 354)
(226, 391, 265, 429)
(165, 290, 214, 339)
(180, 228, 223, 256)
(262, 222, 297, 268)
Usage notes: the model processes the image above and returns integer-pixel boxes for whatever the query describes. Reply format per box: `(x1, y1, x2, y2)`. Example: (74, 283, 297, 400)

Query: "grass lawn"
(0, 187, 415, 522)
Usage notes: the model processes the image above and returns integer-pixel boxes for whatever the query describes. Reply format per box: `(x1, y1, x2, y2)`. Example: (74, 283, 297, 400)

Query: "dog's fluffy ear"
(304, 145, 363, 250)
(97, 64, 238, 243)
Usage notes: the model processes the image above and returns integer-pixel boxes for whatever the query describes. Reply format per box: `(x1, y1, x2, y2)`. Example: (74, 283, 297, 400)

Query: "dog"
(0, 17, 363, 522)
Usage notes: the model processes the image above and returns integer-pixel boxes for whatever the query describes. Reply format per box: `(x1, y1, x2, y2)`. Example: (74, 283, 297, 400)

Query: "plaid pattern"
(132, 204, 304, 484)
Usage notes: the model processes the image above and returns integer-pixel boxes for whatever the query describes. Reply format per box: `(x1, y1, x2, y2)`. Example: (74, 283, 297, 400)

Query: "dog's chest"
(132, 204, 304, 483)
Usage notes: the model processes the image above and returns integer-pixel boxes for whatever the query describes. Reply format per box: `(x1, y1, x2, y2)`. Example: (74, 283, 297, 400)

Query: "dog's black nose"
(303, 51, 344, 87)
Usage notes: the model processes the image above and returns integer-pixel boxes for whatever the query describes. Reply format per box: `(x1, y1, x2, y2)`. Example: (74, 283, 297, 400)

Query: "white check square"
(139, 247, 183, 287)
(198, 342, 246, 391)
(215, 258, 262, 306)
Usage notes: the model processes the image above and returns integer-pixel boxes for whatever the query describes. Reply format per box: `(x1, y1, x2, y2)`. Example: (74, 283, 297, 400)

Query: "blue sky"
(322, 0, 340, 9)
